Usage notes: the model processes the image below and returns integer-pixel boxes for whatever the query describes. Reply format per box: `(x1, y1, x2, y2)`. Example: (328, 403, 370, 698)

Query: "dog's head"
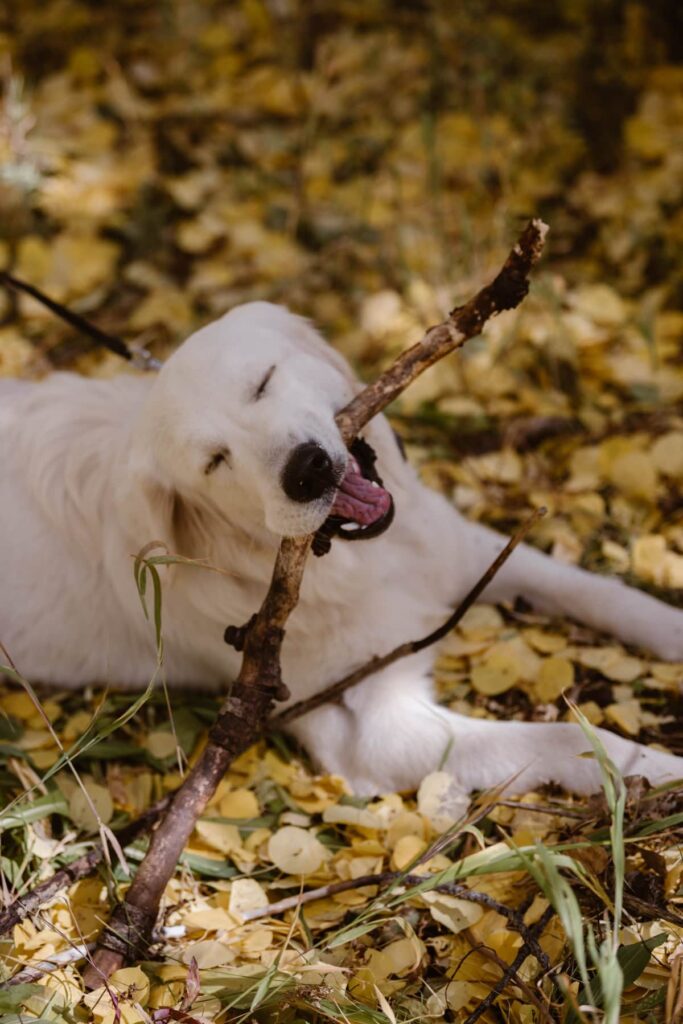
(130, 302, 395, 548)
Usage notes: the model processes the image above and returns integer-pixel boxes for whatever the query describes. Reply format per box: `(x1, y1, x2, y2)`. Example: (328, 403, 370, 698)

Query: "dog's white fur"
(1, 303, 682, 795)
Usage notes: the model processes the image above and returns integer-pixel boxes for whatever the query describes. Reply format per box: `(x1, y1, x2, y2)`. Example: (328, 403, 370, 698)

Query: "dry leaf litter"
(0, 2, 682, 1021)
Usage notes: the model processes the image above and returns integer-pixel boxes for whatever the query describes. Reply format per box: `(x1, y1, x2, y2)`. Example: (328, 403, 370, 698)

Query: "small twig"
(461, 904, 555, 1024)
(240, 870, 551, 973)
(3, 943, 94, 986)
(495, 799, 586, 821)
(0, 797, 169, 937)
(240, 872, 510, 920)
(272, 506, 546, 729)
(463, 927, 551, 1022)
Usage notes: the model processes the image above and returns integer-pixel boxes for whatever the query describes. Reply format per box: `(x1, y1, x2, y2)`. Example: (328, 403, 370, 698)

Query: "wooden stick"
(83, 537, 312, 985)
(82, 219, 548, 986)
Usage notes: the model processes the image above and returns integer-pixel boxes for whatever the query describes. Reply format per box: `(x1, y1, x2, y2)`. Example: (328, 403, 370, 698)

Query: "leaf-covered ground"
(0, 2, 682, 1021)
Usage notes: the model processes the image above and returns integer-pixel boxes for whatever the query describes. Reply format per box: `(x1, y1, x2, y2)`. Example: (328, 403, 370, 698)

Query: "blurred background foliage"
(1, 0, 682, 343)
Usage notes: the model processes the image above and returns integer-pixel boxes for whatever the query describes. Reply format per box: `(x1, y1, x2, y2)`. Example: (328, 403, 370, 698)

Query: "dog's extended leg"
(440, 711, 683, 795)
(455, 521, 683, 661)
(289, 658, 683, 797)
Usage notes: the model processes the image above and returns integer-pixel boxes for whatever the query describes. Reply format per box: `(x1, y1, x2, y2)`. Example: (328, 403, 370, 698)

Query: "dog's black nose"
(282, 443, 336, 503)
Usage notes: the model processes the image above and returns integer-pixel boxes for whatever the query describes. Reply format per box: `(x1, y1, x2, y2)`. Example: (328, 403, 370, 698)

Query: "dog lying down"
(1, 302, 682, 797)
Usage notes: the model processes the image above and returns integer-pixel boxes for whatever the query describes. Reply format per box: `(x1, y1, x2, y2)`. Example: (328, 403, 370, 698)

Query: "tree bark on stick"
(83, 537, 312, 984)
(82, 219, 548, 987)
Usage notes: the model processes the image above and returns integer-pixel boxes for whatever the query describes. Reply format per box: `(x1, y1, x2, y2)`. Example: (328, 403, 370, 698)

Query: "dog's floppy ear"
(127, 454, 204, 561)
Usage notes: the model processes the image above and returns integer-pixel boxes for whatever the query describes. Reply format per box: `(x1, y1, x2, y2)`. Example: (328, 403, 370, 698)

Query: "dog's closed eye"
(204, 448, 231, 475)
(252, 364, 276, 401)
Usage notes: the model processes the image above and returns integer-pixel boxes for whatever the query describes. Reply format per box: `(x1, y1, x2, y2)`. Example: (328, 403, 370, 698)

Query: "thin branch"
(241, 871, 551, 974)
(3, 943, 93, 987)
(335, 219, 548, 443)
(272, 506, 546, 729)
(463, 925, 552, 1022)
(82, 219, 548, 986)
(462, 904, 555, 1024)
(240, 872, 510, 922)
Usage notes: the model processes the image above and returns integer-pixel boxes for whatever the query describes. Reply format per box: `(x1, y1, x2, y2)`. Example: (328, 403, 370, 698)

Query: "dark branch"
(242, 871, 552, 975)
(462, 904, 555, 1024)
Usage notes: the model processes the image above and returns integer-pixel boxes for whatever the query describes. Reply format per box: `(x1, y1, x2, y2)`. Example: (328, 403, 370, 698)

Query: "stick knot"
(224, 614, 258, 651)
(97, 902, 155, 959)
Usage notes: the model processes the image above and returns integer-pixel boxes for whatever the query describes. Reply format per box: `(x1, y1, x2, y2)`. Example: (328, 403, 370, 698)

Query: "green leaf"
(201, 814, 275, 832)
(327, 918, 385, 948)
(0, 742, 32, 762)
(566, 934, 668, 1024)
(0, 716, 22, 741)
(0, 791, 68, 832)
(637, 812, 683, 836)
(250, 962, 279, 1011)
(0, 985, 47, 1010)
(170, 707, 203, 756)
(618, 933, 668, 987)
(629, 984, 667, 1014)
(0, 854, 24, 887)
(76, 739, 144, 761)
(178, 852, 239, 879)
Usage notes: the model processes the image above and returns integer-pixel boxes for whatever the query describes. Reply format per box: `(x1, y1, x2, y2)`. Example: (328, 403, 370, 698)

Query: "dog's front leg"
(287, 657, 683, 798)
(442, 711, 683, 795)
(286, 654, 460, 795)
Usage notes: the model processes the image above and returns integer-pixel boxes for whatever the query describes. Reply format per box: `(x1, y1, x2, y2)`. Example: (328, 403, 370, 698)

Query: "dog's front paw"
(613, 590, 683, 662)
(641, 614, 683, 662)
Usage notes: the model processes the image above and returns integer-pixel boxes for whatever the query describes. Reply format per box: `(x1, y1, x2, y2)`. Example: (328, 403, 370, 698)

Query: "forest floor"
(0, 2, 682, 1021)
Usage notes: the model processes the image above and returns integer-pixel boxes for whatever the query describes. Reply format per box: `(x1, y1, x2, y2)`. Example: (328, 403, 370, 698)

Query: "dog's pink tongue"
(330, 458, 392, 526)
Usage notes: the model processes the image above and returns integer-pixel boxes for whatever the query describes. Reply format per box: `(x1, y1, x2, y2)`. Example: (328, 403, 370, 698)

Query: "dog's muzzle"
(281, 439, 395, 555)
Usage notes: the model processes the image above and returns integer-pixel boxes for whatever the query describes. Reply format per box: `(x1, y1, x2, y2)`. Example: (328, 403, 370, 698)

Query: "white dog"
(1, 302, 682, 796)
